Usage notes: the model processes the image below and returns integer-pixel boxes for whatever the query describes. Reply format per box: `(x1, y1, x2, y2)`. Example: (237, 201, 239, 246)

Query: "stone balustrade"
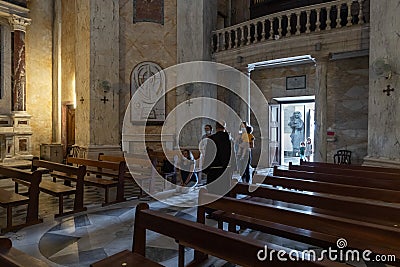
(212, 0, 368, 53)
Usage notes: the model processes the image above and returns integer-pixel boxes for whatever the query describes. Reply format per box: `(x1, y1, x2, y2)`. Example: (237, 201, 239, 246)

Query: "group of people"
(174, 120, 255, 195)
(299, 137, 313, 161)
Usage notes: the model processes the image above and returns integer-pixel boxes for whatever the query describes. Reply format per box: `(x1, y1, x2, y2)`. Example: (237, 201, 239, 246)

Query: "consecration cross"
(383, 85, 394, 96)
(100, 96, 109, 103)
(186, 99, 193, 106)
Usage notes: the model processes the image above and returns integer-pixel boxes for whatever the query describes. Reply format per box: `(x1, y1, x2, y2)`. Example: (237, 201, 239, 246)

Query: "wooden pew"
(253, 174, 400, 203)
(229, 182, 400, 227)
(197, 189, 400, 264)
(0, 237, 49, 266)
(66, 157, 126, 205)
(289, 162, 400, 180)
(0, 166, 42, 233)
(300, 159, 400, 174)
(98, 153, 158, 198)
(274, 166, 400, 191)
(28, 159, 87, 217)
(91, 203, 337, 267)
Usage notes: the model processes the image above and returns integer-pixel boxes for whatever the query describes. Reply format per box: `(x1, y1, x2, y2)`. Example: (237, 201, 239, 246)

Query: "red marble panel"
(12, 31, 26, 111)
(133, 0, 164, 24)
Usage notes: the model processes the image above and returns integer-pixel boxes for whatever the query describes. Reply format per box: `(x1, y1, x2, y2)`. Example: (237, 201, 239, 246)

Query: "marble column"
(314, 58, 328, 162)
(363, 0, 400, 167)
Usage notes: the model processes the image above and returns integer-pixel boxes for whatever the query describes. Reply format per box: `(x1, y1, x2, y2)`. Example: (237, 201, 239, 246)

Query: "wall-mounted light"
(248, 55, 316, 71)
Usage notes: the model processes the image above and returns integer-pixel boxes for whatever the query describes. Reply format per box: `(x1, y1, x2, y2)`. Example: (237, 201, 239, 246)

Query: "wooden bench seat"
(92, 203, 339, 267)
(98, 153, 158, 198)
(230, 182, 400, 227)
(0, 166, 42, 233)
(91, 250, 162, 267)
(274, 166, 400, 191)
(289, 162, 400, 180)
(28, 159, 87, 217)
(197, 190, 400, 262)
(66, 157, 126, 205)
(253, 174, 400, 203)
(300, 159, 400, 174)
(0, 237, 49, 266)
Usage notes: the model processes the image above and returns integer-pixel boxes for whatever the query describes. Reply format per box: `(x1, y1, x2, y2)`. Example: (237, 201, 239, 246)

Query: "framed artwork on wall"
(286, 75, 306, 90)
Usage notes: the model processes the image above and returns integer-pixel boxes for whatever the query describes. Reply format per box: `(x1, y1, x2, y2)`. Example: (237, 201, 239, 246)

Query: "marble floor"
(0, 173, 393, 267)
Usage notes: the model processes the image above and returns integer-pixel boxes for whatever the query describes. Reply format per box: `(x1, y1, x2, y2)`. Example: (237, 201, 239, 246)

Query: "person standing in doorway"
(305, 137, 313, 161)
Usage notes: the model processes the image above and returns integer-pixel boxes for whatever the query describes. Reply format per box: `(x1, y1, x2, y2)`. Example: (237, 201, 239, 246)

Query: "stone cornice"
(0, 0, 29, 18)
(8, 13, 30, 32)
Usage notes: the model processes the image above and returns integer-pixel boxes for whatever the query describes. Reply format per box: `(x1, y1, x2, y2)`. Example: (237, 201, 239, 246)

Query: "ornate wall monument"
(0, 8, 33, 162)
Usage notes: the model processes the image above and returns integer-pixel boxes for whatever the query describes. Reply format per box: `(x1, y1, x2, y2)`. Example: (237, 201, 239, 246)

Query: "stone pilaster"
(75, 0, 120, 158)
(176, 0, 218, 147)
(364, 0, 400, 167)
(314, 58, 328, 162)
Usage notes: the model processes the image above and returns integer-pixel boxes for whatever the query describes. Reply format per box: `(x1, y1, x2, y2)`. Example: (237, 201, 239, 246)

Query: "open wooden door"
(269, 104, 280, 166)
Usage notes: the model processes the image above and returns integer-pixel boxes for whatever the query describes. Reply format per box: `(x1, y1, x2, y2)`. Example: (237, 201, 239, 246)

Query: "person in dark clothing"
(203, 121, 236, 196)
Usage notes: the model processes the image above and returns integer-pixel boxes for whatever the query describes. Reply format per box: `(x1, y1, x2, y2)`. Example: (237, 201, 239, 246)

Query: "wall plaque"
(130, 62, 165, 125)
(286, 75, 306, 90)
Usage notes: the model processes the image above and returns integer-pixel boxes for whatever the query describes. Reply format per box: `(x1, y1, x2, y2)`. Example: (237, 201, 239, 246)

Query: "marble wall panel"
(74, 0, 91, 146)
(25, 0, 53, 156)
(61, 0, 76, 103)
(326, 56, 369, 164)
(119, 0, 177, 141)
(89, 0, 120, 146)
(368, 0, 400, 161)
(0, 24, 12, 114)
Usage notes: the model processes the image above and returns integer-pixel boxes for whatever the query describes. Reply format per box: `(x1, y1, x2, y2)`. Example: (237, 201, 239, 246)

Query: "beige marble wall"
(0, 23, 12, 114)
(89, 0, 120, 146)
(326, 57, 369, 164)
(25, 0, 53, 156)
(61, 0, 76, 103)
(119, 0, 177, 148)
(366, 0, 400, 165)
(74, 0, 91, 146)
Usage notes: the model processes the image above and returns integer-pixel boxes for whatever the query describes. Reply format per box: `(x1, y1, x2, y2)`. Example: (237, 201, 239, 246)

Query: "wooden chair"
(333, 150, 351, 164)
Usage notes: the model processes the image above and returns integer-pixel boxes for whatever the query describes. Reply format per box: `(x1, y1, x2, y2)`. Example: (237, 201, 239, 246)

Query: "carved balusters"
(234, 28, 239, 47)
(221, 31, 226, 50)
(326, 6, 332, 30)
(254, 22, 259, 43)
(316, 8, 321, 32)
(247, 25, 251, 44)
(295, 12, 301, 35)
(269, 18, 274, 39)
(358, 0, 364, 24)
(305, 10, 311, 33)
(261, 20, 266, 41)
(346, 1, 353, 26)
(287, 14, 292, 37)
(336, 5, 342, 28)
(241, 26, 246, 45)
(277, 16, 282, 38)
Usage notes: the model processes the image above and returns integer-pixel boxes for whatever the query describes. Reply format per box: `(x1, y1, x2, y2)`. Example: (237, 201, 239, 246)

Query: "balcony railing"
(212, 0, 368, 53)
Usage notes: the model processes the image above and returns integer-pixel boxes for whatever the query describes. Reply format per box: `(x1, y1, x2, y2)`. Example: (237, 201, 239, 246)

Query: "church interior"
(0, 0, 399, 266)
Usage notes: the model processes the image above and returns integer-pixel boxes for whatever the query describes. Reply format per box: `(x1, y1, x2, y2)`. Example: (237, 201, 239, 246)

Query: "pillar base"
(362, 156, 400, 169)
